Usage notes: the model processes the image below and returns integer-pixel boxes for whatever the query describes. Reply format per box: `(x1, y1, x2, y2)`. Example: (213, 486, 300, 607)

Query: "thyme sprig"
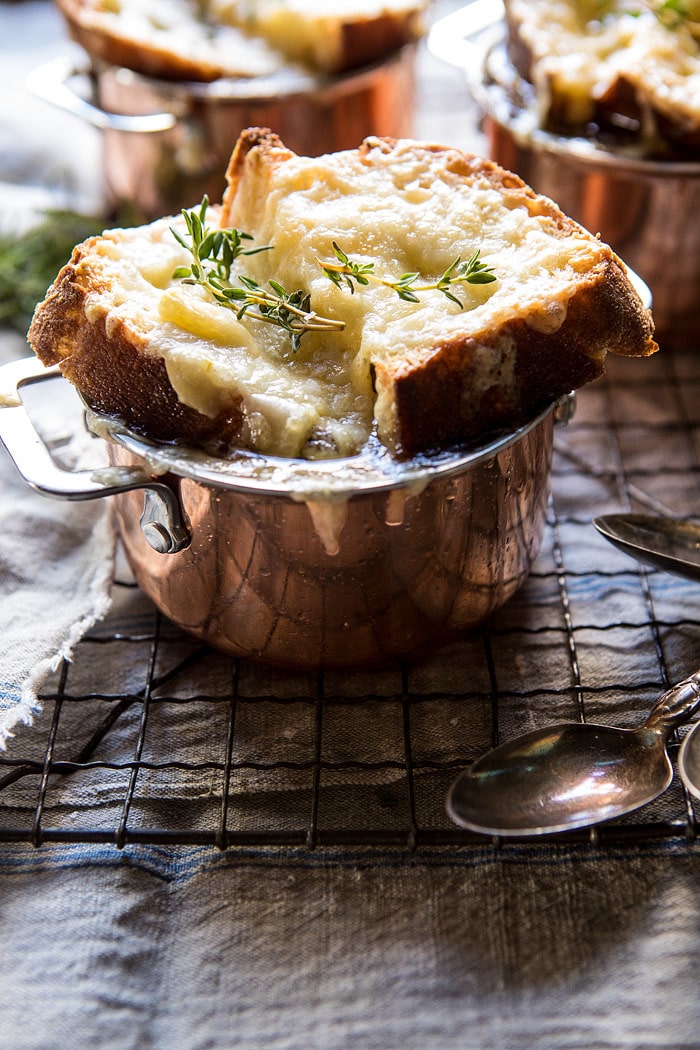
(172, 199, 498, 350)
(222, 275, 344, 352)
(171, 198, 344, 351)
(319, 242, 497, 308)
(171, 195, 271, 286)
(619, 0, 700, 31)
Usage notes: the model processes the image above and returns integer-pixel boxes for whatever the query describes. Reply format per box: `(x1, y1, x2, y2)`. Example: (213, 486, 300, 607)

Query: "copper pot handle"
(0, 357, 190, 554)
(27, 56, 177, 134)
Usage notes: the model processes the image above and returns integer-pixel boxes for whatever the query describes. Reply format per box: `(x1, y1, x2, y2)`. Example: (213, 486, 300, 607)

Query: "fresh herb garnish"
(172, 198, 497, 350)
(0, 209, 108, 334)
(630, 0, 699, 29)
(172, 198, 344, 351)
(319, 242, 497, 308)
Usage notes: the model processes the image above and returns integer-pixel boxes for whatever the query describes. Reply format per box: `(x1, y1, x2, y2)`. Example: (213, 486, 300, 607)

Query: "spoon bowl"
(447, 671, 700, 836)
(593, 514, 700, 581)
(679, 720, 700, 801)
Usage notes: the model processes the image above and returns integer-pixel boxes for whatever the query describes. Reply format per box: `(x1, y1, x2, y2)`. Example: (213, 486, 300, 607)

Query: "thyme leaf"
(319, 242, 497, 309)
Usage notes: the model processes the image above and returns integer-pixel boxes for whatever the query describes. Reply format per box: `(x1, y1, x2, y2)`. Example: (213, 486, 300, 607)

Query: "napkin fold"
(0, 345, 115, 749)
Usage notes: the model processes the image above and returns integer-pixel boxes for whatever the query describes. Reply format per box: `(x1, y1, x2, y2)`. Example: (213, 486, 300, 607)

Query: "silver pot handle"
(0, 357, 190, 554)
(427, 0, 504, 70)
(553, 391, 577, 427)
(26, 56, 177, 134)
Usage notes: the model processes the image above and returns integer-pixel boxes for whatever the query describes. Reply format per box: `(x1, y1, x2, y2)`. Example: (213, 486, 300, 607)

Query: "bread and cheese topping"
(28, 128, 657, 461)
(504, 0, 700, 154)
(55, 0, 427, 82)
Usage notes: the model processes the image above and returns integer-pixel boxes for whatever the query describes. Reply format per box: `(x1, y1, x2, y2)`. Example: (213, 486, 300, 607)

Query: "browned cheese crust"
(502, 0, 700, 155)
(369, 140, 655, 453)
(28, 241, 244, 450)
(224, 129, 656, 456)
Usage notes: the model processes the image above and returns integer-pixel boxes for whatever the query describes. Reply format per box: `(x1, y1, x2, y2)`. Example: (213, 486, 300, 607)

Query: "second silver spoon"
(593, 513, 700, 581)
(447, 671, 700, 836)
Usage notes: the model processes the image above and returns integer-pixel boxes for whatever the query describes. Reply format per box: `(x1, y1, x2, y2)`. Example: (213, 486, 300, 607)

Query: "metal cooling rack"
(0, 346, 699, 852)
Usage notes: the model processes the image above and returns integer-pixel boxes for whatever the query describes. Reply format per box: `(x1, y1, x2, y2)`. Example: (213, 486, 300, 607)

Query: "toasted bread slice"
(29, 128, 656, 460)
(504, 0, 700, 155)
(55, 0, 426, 82)
(209, 0, 427, 74)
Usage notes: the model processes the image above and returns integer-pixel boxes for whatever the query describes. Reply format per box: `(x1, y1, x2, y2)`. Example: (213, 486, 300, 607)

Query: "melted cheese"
(81, 140, 606, 459)
(79, 0, 425, 78)
(508, 0, 700, 133)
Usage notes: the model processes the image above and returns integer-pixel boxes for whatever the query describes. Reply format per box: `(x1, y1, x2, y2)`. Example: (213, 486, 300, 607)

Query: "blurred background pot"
(429, 1, 700, 348)
(28, 46, 417, 220)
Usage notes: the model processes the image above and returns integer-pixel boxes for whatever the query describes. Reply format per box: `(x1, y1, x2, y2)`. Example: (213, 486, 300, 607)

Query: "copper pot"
(28, 47, 416, 219)
(0, 357, 572, 670)
(429, 2, 700, 347)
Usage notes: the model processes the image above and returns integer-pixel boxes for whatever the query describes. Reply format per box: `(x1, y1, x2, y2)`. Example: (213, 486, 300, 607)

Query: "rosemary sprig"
(319, 242, 497, 308)
(171, 198, 344, 351)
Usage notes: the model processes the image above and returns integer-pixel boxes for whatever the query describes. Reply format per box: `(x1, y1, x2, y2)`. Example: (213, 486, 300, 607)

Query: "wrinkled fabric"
(0, 841, 698, 1050)
(0, 344, 114, 748)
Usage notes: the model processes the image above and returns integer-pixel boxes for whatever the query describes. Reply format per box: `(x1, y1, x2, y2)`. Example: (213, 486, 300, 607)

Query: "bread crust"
(29, 242, 245, 451)
(220, 128, 296, 228)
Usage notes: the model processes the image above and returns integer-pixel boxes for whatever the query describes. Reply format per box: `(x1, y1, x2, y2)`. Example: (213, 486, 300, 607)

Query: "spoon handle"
(644, 671, 700, 737)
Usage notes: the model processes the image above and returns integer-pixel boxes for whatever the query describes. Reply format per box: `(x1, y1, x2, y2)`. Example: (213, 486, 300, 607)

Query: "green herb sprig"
(626, 0, 700, 30)
(319, 242, 497, 309)
(0, 209, 110, 334)
(171, 198, 344, 351)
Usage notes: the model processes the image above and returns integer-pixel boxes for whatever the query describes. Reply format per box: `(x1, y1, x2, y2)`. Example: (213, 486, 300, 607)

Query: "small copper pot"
(28, 47, 416, 219)
(0, 358, 571, 670)
(429, 3, 700, 347)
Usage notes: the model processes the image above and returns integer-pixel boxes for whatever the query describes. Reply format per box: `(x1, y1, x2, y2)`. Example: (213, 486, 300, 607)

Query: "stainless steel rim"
(89, 396, 563, 500)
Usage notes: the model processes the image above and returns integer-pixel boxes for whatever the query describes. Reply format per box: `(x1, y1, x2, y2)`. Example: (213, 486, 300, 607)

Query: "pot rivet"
(142, 521, 174, 554)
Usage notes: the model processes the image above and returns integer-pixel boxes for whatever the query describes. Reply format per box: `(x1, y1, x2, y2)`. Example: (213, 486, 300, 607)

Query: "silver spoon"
(679, 720, 700, 801)
(593, 513, 700, 581)
(447, 670, 700, 836)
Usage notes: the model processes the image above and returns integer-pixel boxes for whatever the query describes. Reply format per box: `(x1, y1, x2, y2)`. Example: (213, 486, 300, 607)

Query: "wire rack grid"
(0, 346, 699, 853)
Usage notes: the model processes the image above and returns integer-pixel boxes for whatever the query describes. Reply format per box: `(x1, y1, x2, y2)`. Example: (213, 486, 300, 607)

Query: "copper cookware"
(28, 47, 416, 219)
(429, 2, 700, 347)
(0, 357, 571, 670)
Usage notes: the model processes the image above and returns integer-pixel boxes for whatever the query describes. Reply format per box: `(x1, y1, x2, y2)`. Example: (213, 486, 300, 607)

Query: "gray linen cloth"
(0, 338, 115, 747)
